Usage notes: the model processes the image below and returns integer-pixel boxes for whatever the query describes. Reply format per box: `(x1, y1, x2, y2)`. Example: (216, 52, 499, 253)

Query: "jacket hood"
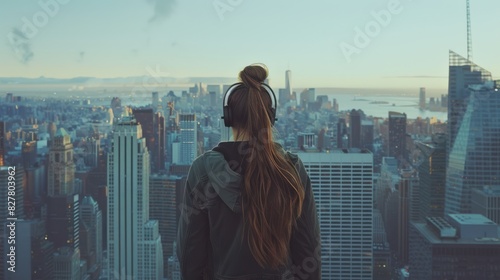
(204, 151, 243, 213)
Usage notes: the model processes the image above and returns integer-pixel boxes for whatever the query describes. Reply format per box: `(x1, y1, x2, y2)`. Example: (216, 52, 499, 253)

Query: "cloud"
(146, 0, 177, 23)
(7, 27, 34, 64)
(77, 51, 85, 62)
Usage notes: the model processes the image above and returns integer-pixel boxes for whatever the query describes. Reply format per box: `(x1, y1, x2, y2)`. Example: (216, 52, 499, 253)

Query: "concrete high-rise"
(297, 150, 373, 280)
(388, 111, 407, 164)
(46, 128, 79, 251)
(107, 117, 163, 279)
(48, 128, 75, 196)
(445, 83, 500, 214)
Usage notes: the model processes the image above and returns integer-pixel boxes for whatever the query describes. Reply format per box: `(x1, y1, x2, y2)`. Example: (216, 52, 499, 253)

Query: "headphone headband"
(223, 82, 277, 108)
(221, 82, 277, 127)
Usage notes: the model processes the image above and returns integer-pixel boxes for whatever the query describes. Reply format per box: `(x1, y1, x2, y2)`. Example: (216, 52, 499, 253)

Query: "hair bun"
(239, 64, 268, 88)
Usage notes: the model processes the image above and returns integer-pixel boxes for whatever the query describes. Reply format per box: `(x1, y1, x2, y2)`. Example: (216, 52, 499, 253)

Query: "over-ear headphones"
(221, 82, 277, 127)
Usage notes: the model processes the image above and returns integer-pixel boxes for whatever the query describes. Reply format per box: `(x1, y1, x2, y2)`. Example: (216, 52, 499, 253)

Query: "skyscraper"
(388, 111, 407, 164)
(152, 91, 160, 111)
(179, 114, 197, 164)
(360, 120, 374, 151)
(132, 108, 156, 170)
(397, 169, 417, 265)
(297, 150, 373, 280)
(285, 69, 292, 97)
(80, 196, 103, 277)
(107, 117, 163, 279)
(207, 84, 221, 97)
(337, 118, 348, 149)
(149, 174, 178, 277)
(416, 133, 447, 220)
(447, 51, 491, 153)
(445, 83, 500, 214)
(154, 112, 166, 171)
(46, 194, 80, 250)
(350, 109, 361, 148)
(46, 128, 79, 252)
(48, 128, 75, 196)
(419, 87, 426, 110)
(21, 140, 37, 169)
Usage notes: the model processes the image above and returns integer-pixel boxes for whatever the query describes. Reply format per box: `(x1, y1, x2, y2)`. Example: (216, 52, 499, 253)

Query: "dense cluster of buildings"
(1, 49, 500, 280)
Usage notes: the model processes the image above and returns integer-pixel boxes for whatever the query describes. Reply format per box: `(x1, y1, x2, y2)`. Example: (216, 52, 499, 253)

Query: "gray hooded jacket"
(177, 142, 321, 280)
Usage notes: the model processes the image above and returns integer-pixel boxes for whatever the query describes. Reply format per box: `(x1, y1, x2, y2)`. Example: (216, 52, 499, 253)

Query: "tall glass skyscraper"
(445, 83, 500, 214)
(107, 117, 163, 279)
(447, 51, 491, 153)
(297, 150, 373, 280)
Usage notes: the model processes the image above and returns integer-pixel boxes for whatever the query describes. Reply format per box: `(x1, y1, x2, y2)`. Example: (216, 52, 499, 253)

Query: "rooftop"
(55, 127, 69, 137)
(448, 213, 496, 226)
(412, 221, 500, 245)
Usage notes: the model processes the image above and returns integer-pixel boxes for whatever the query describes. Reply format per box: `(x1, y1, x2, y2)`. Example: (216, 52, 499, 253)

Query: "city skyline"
(1, 0, 500, 89)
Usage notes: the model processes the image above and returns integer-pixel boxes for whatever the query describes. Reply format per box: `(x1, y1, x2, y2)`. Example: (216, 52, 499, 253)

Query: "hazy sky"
(1, 0, 499, 89)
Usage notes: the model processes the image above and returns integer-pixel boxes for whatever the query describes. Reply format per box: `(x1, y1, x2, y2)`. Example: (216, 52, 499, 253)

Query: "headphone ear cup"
(270, 108, 276, 126)
(223, 106, 232, 127)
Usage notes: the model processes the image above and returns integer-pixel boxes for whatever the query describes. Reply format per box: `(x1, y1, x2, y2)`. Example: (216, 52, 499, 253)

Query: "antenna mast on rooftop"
(466, 0, 473, 62)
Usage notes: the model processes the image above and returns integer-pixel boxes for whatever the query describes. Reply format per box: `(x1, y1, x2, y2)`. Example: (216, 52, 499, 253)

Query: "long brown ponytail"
(228, 64, 305, 269)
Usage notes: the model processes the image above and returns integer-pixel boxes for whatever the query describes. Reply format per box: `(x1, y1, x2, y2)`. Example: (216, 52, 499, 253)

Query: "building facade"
(472, 186, 500, 225)
(297, 150, 373, 280)
(388, 111, 407, 164)
(149, 174, 179, 277)
(179, 114, 197, 164)
(107, 117, 163, 279)
(410, 214, 500, 280)
(447, 51, 491, 154)
(80, 196, 103, 278)
(416, 133, 447, 220)
(445, 83, 500, 214)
